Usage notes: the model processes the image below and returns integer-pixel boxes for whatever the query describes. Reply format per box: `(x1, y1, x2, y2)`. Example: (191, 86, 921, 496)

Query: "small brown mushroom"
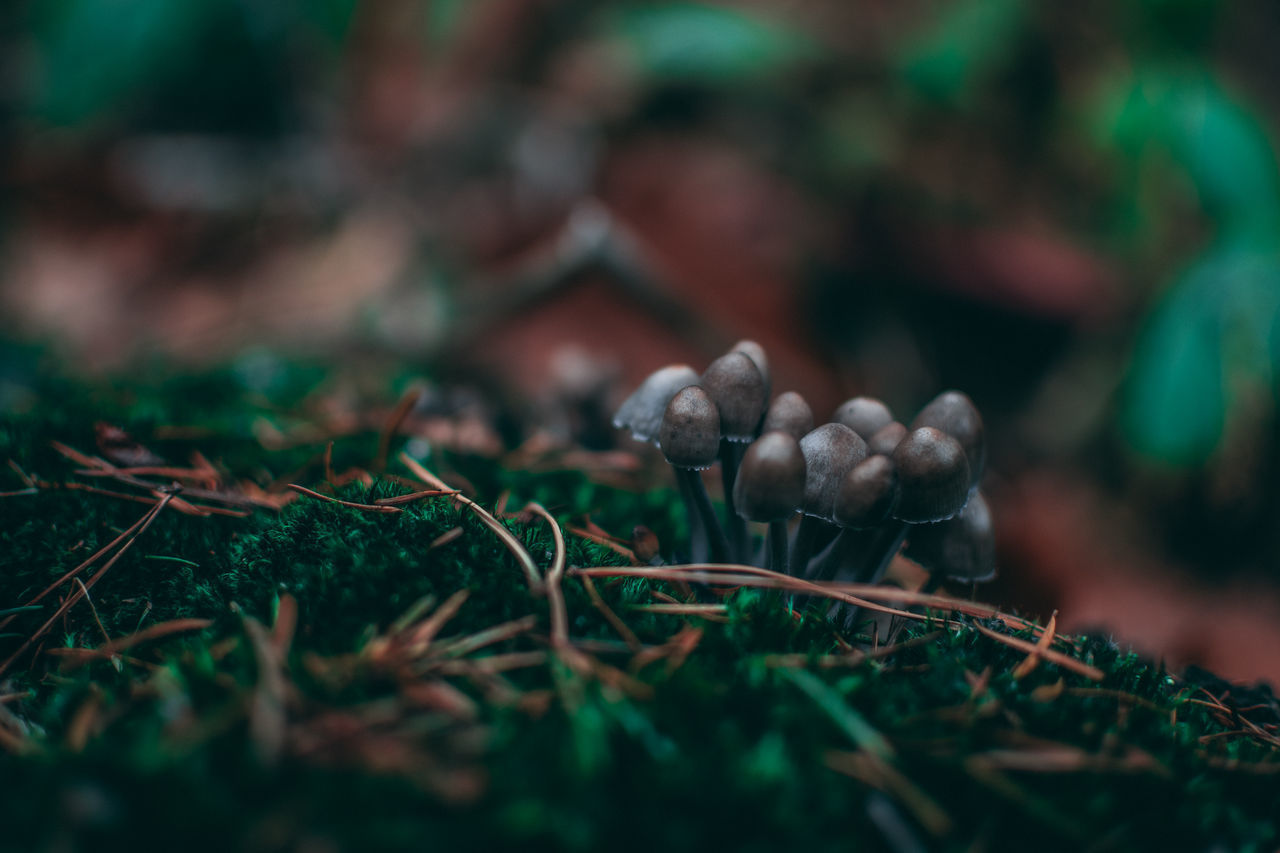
(833, 397, 894, 441)
(734, 431, 806, 572)
(660, 386, 730, 563)
(904, 491, 996, 590)
(791, 423, 868, 574)
(762, 392, 815, 442)
(613, 364, 700, 445)
(910, 390, 984, 491)
(891, 427, 971, 524)
(867, 421, 908, 457)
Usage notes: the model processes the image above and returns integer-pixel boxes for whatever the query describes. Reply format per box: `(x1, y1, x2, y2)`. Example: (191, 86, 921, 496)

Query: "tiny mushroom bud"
(790, 423, 867, 577)
(833, 397, 894, 441)
(833, 455, 898, 529)
(700, 352, 768, 443)
(734, 432, 806, 523)
(867, 421, 907, 457)
(808, 454, 899, 583)
(799, 423, 868, 520)
(910, 390, 985, 490)
(660, 386, 721, 470)
(631, 525, 661, 564)
(904, 491, 996, 585)
(732, 339, 771, 402)
(891, 427, 971, 524)
(735, 431, 806, 573)
(613, 364, 700, 444)
(762, 391, 815, 442)
(702, 351, 770, 562)
(660, 386, 730, 563)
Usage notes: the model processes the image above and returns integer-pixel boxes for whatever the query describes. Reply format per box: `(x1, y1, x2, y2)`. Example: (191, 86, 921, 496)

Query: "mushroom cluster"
(614, 343, 996, 617)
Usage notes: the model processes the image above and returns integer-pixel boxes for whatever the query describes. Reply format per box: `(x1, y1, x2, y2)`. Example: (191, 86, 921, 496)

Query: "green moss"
(2, 363, 1278, 851)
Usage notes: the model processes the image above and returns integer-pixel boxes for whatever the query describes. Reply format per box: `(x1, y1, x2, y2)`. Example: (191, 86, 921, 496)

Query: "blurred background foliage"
(6, 0, 1280, 665)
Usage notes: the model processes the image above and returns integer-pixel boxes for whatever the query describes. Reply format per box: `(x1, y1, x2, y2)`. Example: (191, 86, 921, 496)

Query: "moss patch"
(1, 366, 1278, 851)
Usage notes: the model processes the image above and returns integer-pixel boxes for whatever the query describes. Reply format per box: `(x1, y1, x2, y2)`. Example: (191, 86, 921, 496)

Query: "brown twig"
(522, 503, 567, 646)
(399, 453, 544, 595)
(373, 489, 462, 506)
(1011, 610, 1057, 680)
(237, 605, 288, 764)
(0, 494, 176, 678)
(971, 624, 1104, 682)
(287, 484, 404, 513)
(376, 384, 425, 471)
(579, 573, 641, 651)
(427, 615, 539, 660)
(0, 502, 157, 632)
(567, 525, 639, 564)
(406, 590, 471, 650)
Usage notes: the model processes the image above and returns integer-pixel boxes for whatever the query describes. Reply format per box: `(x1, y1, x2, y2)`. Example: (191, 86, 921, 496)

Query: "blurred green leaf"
(896, 0, 1025, 104)
(612, 2, 818, 83)
(1124, 246, 1280, 465)
(1123, 282, 1225, 465)
(1165, 79, 1280, 234)
(1087, 68, 1280, 238)
(304, 0, 360, 47)
(24, 0, 218, 126)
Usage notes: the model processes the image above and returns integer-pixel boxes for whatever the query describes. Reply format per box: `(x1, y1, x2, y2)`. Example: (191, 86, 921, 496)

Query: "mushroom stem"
(768, 520, 789, 574)
(788, 515, 824, 578)
(859, 521, 909, 586)
(806, 528, 857, 583)
(676, 467, 730, 564)
(674, 468, 710, 563)
(719, 440, 748, 561)
(839, 521, 909, 634)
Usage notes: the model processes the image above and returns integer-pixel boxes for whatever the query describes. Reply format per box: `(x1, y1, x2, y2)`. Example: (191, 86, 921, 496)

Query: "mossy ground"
(1, 360, 1278, 852)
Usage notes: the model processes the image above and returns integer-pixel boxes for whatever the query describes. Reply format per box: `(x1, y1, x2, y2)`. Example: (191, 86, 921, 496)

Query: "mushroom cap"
(733, 431, 806, 522)
(867, 421, 907, 457)
(833, 455, 898, 529)
(891, 427, 971, 523)
(904, 492, 995, 582)
(613, 364, 700, 444)
(761, 391, 815, 442)
(659, 386, 721, 470)
(910, 390, 985, 489)
(798, 423, 868, 520)
(732, 340, 771, 402)
(701, 352, 768, 442)
(833, 397, 894, 440)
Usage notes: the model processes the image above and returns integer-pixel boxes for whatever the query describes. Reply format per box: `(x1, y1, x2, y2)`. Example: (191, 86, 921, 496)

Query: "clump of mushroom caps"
(613, 344, 995, 625)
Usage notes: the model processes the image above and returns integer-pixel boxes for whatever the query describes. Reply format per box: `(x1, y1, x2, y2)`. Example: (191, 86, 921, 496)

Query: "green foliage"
(24, 0, 220, 126)
(896, 0, 1027, 105)
(1123, 246, 1280, 465)
(1084, 62, 1280, 468)
(609, 2, 819, 84)
(2, 371, 1279, 850)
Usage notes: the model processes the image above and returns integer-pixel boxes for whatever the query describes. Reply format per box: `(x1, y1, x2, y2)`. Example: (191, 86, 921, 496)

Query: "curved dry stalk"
(971, 624, 1104, 681)
(520, 502, 575, 657)
(569, 563, 1094, 677)
(572, 563, 928, 624)
(288, 484, 404, 513)
(399, 453, 544, 595)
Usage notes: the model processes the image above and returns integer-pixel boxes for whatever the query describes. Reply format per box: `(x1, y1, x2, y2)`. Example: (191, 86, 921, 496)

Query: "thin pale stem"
(768, 520, 789, 574)
(788, 515, 824, 579)
(675, 469, 709, 563)
(677, 468, 730, 564)
(719, 441, 748, 562)
(839, 521, 910, 635)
